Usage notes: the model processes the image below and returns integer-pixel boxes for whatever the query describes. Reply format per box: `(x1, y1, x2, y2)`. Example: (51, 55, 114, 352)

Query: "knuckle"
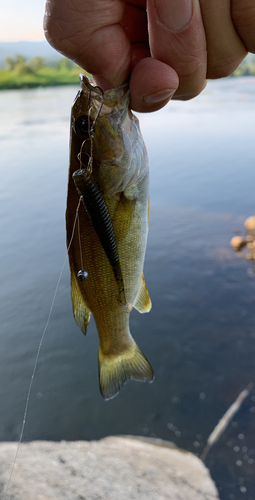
(171, 52, 206, 100)
(184, 54, 206, 78)
(172, 51, 206, 86)
(171, 43, 206, 76)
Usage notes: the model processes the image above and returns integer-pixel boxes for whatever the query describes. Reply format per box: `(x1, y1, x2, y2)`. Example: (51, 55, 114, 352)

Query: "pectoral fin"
(134, 274, 152, 313)
(71, 270, 91, 334)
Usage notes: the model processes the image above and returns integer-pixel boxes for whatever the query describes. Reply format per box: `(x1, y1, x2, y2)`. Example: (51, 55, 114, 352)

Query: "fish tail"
(98, 342, 154, 400)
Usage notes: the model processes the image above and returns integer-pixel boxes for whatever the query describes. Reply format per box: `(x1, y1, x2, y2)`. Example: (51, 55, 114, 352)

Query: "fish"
(66, 75, 154, 400)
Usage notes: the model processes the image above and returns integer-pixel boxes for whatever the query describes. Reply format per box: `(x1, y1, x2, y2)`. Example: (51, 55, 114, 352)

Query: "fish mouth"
(72, 75, 130, 140)
(79, 74, 129, 108)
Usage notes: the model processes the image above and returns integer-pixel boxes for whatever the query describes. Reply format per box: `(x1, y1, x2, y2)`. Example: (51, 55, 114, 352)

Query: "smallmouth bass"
(66, 75, 153, 399)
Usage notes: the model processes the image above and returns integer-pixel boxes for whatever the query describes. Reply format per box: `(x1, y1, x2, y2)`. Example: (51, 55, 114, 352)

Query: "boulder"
(245, 215, 255, 232)
(0, 436, 219, 500)
(230, 235, 246, 250)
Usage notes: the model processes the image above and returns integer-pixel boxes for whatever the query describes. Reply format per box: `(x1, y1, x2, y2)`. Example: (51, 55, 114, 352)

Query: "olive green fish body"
(67, 76, 153, 399)
(72, 168, 128, 311)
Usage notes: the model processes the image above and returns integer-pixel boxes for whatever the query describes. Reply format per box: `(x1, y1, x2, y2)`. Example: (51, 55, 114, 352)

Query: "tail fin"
(98, 342, 154, 400)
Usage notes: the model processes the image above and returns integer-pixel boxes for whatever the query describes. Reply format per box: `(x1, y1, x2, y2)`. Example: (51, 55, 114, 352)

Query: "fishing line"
(4, 196, 82, 497)
(77, 212, 84, 270)
(77, 78, 104, 175)
(87, 82, 104, 173)
(6, 80, 102, 496)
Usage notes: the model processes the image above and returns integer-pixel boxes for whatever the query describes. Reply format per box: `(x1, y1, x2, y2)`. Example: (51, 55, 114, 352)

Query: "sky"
(0, 0, 46, 41)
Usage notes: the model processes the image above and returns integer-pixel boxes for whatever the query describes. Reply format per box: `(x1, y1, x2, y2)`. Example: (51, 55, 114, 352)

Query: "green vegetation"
(1, 52, 255, 90)
(232, 53, 255, 77)
(0, 54, 89, 90)
(232, 62, 255, 77)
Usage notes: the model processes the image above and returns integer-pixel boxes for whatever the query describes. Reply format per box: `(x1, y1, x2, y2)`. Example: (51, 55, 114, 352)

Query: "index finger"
(147, 0, 207, 100)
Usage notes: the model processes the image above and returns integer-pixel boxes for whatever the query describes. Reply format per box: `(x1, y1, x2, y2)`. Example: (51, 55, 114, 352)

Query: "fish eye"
(74, 115, 92, 136)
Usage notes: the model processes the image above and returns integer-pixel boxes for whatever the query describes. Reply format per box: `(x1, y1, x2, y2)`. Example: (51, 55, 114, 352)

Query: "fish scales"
(72, 169, 127, 310)
(66, 75, 153, 399)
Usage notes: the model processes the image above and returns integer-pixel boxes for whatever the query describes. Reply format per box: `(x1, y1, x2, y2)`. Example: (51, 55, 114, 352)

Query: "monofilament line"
(77, 213, 84, 270)
(4, 196, 82, 496)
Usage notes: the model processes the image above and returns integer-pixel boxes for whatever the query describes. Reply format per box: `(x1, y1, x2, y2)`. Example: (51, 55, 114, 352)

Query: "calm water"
(1, 78, 255, 499)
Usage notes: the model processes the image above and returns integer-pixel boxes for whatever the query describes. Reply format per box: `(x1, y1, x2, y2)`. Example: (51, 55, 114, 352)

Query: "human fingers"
(129, 58, 179, 112)
(44, 0, 131, 88)
(147, 0, 207, 100)
(199, 0, 247, 79)
(232, 0, 255, 54)
(44, 0, 179, 112)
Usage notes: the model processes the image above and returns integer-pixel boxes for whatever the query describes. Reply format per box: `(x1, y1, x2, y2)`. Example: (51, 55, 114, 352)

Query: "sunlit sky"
(0, 0, 46, 41)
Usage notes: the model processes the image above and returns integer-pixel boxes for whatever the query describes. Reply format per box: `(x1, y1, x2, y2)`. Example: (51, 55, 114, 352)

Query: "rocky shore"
(0, 436, 219, 500)
(231, 215, 255, 260)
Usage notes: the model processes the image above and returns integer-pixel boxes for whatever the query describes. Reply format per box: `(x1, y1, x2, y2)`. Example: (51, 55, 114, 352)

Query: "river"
(0, 77, 255, 500)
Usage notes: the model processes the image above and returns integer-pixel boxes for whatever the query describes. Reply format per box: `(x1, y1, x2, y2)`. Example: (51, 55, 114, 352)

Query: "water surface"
(1, 78, 255, 500)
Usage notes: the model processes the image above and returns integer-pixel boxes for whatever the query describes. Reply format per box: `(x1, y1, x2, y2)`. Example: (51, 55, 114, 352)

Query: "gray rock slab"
(0, 436, 219, 500)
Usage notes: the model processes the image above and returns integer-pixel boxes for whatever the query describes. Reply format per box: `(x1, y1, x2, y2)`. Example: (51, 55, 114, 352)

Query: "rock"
(247, 241, 255, 250)
(245, 215, 255, 232)
(0, 436, 219, 500)
(245, 253, 253, 260)
(231, 217, 255, 260)
(246, 234, 254, 242)
(230, 236, 246, 250)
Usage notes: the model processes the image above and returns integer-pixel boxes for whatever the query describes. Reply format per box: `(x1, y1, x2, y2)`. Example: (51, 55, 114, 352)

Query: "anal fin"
(134, 274, 152, 313)
(71, 270, 91, 335)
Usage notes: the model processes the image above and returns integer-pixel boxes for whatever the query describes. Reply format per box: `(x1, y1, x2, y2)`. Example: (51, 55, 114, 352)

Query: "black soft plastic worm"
(73, 168, 130, 311)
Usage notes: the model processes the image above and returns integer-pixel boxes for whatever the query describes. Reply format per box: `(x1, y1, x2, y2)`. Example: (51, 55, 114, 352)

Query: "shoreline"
(0, 71, 254, 91)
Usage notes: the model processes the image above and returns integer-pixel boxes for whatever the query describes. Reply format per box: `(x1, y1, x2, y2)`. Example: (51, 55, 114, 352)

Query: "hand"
(44, 0, 255, 112)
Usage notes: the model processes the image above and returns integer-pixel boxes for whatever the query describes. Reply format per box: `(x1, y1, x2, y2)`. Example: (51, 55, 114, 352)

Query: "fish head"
(70, 75, 129, 169)
(70, 75, 148, 195)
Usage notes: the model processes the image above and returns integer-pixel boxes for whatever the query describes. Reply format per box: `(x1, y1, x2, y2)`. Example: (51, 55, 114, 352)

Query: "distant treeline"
(4, 54, 75, 72)
(0, 53, 255, 90)
(0, 54, 89, 89)
(233, 55, 255, 77)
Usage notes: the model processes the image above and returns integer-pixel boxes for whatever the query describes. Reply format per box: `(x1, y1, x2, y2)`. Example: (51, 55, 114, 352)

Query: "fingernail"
(155, 0, 193, 32)
(143, 88, 175, 104)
